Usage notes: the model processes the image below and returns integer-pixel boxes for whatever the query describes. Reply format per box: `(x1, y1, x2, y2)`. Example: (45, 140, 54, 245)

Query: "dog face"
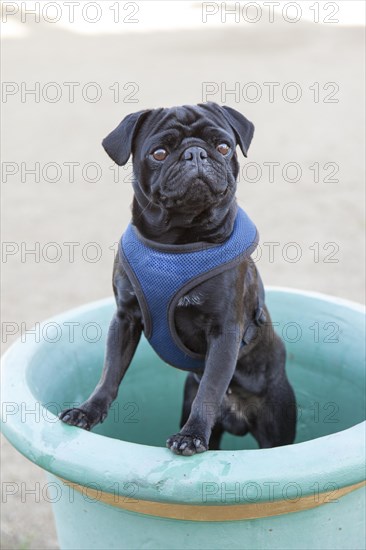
(102, 103, 254, 215)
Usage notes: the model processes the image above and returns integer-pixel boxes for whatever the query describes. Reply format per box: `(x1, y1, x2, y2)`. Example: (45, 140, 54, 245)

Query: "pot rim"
(1, 287, 365, 506)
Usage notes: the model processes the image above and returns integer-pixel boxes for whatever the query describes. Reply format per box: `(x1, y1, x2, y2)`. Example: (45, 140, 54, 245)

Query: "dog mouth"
(158, 179, 231, 209)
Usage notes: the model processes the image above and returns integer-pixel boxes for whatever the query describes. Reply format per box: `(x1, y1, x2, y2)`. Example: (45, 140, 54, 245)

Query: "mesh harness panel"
(119, 207, 259, 371)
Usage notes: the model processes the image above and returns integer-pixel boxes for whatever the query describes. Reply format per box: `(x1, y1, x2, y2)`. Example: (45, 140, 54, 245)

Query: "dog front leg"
(59, 311, 141, 430)
(166, 331, 241, 455)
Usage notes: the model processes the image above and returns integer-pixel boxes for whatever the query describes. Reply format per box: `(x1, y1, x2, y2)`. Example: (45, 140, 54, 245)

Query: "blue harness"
(119, 207, 260, 372)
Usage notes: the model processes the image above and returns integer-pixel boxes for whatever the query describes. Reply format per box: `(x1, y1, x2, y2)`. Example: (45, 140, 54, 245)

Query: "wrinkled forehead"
(136, 104, 232, 145)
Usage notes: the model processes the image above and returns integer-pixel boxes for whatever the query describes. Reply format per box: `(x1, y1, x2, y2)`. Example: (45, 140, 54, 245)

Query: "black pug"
(60, 103, 297, 455)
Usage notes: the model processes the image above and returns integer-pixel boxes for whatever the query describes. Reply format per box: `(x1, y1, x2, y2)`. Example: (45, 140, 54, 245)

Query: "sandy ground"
(1, 2, 365, 548)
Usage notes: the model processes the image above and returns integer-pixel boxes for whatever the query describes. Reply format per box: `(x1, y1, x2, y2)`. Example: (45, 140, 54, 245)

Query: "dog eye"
(152, 148, 168, 161)
(216, 143, 230, 155)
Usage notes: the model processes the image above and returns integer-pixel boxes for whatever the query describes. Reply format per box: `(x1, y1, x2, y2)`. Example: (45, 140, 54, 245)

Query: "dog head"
(102, 103, 254, 215)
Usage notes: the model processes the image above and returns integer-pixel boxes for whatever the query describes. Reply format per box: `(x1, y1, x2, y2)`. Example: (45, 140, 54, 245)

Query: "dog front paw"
(166, 432, 208, 456)
(59, 406, 107, 431)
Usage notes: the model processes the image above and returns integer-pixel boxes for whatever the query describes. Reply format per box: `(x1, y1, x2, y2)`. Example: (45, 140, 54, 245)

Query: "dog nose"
(183, 146, 208, 162)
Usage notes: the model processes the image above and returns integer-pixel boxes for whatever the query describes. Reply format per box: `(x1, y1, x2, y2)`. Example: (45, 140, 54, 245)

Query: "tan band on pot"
(58, 477, 365, 521)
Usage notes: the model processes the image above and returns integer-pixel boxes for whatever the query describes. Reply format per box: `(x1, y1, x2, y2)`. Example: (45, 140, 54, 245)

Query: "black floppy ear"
(102, 109, 150, 166)
(221, 105, 254, 157)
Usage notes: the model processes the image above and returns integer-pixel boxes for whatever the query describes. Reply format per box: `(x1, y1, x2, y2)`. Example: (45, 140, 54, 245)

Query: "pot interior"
(27, 292, 365, 450)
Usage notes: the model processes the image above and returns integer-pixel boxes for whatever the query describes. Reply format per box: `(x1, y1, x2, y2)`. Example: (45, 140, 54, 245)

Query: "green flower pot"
(1, 288, 365, 550)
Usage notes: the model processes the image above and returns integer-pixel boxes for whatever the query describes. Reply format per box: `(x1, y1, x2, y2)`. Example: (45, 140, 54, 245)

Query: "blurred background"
(1, 1, 365, 548)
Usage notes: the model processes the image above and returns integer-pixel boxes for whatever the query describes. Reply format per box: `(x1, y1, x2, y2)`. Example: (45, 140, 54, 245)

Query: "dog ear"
(220, 106, 254, 157)
(102, 110, 150, 166)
